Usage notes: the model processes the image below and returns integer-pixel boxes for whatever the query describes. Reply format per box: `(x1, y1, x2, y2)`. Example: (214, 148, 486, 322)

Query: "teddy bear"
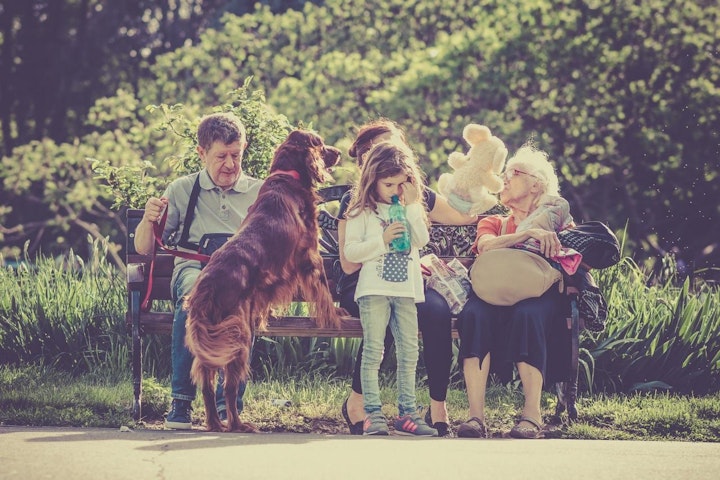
(437, 124, 508, 216)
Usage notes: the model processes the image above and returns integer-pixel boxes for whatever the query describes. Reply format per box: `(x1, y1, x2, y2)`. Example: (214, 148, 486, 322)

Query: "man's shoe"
(165, 399, 192, 430)
(363, 411, 389, 436)
(394, 414, 438, 437)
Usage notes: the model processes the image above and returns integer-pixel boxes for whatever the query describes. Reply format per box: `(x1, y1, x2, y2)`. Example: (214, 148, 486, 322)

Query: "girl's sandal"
(509, 416, 544, 439)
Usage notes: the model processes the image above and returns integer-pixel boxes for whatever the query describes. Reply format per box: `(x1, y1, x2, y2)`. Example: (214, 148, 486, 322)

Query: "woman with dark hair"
(338, 119, 476, 436)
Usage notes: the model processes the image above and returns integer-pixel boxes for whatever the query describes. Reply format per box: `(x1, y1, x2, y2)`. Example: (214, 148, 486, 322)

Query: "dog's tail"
(185, 308, 254, 385)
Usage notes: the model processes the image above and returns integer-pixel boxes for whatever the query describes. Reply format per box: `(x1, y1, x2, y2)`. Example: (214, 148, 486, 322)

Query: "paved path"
(1, 426, 719, 480)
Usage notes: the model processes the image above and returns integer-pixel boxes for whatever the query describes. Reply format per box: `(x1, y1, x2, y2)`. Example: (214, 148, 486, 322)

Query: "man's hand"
(143, 197, 168, 224)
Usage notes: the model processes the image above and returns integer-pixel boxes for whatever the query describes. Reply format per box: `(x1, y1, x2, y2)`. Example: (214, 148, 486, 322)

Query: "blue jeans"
(171, 265, 247, 412)
(358, 295, 419, 417)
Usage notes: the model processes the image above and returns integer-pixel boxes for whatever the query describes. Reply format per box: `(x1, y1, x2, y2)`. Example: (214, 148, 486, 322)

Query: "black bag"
(579, 285, 608, 332)
(573, 269, 608, 332)
(198, 233, 233, 268)
(558, 221, 620, 269)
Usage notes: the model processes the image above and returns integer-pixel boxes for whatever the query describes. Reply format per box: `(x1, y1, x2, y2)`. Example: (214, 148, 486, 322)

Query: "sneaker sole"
(394, 430, 437, 437)
(363, 430, 389, 436)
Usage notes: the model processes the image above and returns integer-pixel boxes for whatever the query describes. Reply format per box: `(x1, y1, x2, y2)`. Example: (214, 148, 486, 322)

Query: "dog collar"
(269, 169, 301, 180)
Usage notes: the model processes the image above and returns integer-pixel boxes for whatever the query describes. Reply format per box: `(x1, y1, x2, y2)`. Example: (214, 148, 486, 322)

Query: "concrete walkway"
(1, 426, 719, 480)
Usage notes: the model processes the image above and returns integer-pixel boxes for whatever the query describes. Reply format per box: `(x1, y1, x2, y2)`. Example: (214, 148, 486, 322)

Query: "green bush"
(581, 258, 720, 394)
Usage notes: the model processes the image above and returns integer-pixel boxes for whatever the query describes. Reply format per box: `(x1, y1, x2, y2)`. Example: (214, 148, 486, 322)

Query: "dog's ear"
(322, 146, 341, 168)
(305, 145, 329, 185)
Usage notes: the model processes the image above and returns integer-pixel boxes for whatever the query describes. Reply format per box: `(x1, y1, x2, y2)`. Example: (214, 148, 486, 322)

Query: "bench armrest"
(127, 263, 146, 290)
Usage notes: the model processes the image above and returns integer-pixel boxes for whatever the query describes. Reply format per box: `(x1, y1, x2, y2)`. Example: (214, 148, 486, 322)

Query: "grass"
(1, 364, 718, 441)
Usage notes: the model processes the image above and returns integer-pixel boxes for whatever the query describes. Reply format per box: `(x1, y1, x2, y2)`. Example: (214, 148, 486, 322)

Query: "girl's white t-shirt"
(344, 203, 429, 303)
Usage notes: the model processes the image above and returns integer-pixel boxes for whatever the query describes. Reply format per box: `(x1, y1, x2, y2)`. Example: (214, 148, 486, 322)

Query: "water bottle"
(389, 195, 411, 253)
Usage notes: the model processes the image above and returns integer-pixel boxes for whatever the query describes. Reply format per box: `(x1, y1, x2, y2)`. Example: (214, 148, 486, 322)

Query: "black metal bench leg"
(565, 373, 579, 421)
(130, 290, 143, 421)
(555, 294, 580, 422)
(567, 296, 579, 421)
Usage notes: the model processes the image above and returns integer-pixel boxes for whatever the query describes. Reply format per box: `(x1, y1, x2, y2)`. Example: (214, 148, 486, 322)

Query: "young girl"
(344, 141, 436, 436)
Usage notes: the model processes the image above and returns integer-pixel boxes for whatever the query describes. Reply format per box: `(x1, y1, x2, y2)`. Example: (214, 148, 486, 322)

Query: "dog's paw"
(205, 421, 226, 432)
(230, 421, 260, 433)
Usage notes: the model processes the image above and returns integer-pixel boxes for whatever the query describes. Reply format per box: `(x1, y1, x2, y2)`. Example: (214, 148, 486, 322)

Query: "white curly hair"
(505, 142, 560, 197)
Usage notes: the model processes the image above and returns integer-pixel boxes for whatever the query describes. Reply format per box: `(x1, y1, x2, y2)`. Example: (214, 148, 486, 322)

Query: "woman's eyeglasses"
(503, 168, 538, 181)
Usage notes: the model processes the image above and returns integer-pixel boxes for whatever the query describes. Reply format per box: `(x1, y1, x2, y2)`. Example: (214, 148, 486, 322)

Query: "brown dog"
(184, 130, 345, 432)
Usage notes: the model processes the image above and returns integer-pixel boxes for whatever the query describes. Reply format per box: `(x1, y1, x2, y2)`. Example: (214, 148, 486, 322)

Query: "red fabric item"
(140, 208, 210, 311)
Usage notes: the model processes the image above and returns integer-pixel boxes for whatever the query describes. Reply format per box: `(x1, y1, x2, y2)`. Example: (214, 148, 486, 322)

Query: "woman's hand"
(527, 228, 561, 258)
(400, 181, 419, 205)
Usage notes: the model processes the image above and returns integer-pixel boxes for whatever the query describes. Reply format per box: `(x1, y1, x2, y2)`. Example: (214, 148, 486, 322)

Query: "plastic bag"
(421, 254, 471, 314)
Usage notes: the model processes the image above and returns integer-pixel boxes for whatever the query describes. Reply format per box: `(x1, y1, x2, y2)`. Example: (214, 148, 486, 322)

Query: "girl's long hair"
(347, 141, 428, 226)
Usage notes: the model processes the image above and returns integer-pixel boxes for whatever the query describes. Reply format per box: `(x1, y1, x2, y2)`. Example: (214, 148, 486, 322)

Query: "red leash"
(141, 208, 210, 311)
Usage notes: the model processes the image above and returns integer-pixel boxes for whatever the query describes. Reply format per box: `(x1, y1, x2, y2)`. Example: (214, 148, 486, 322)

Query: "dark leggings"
(341, 287, 453, 402)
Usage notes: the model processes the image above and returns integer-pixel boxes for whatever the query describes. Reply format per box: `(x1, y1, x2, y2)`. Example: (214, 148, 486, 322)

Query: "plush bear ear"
(463, 124, 491, 145)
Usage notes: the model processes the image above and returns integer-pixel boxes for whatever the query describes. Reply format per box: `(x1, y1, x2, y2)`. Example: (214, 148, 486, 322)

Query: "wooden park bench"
(125, 185, 579, 422)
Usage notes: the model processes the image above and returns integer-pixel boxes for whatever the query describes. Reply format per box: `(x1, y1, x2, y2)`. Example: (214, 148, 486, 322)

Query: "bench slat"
(126, 310, 461, 339)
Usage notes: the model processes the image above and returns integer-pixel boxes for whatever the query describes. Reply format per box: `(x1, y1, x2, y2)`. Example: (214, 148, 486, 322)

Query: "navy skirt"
(457, 287, 573, 386)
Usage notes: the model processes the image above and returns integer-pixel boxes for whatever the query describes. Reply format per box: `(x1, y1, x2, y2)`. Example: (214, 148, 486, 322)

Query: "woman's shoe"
(509, 416, 544, 439)
(457, 417, 488, 438)
(424, 407, 450, 437)
(341, 397, 364, 435)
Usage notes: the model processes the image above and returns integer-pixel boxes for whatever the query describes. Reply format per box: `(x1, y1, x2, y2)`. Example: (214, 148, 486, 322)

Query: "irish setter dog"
(184, 130, 345, 432)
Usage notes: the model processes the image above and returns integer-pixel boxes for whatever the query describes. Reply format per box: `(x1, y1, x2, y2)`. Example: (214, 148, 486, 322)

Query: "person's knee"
(397, 342, 421, 372)
(419, 289, 452, 319)
(174, 266, 201, 299)
(459, 294, 493, 318)
(360, 341, 384, 365)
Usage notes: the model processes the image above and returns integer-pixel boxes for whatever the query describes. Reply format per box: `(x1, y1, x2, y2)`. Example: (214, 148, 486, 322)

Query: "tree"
(0, 0, 237, 157)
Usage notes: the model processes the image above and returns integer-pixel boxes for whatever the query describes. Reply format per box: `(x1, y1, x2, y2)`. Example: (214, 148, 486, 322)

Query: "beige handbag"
(469, 217, 562, 306)
(470, 248, 562, 306)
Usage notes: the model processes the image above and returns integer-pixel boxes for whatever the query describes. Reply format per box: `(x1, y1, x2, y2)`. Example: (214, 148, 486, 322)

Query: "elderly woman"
(456, 144, 573, 439)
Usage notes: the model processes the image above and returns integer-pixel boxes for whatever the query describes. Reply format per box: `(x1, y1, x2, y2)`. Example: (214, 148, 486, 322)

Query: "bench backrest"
(126, 185, 478, 309)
